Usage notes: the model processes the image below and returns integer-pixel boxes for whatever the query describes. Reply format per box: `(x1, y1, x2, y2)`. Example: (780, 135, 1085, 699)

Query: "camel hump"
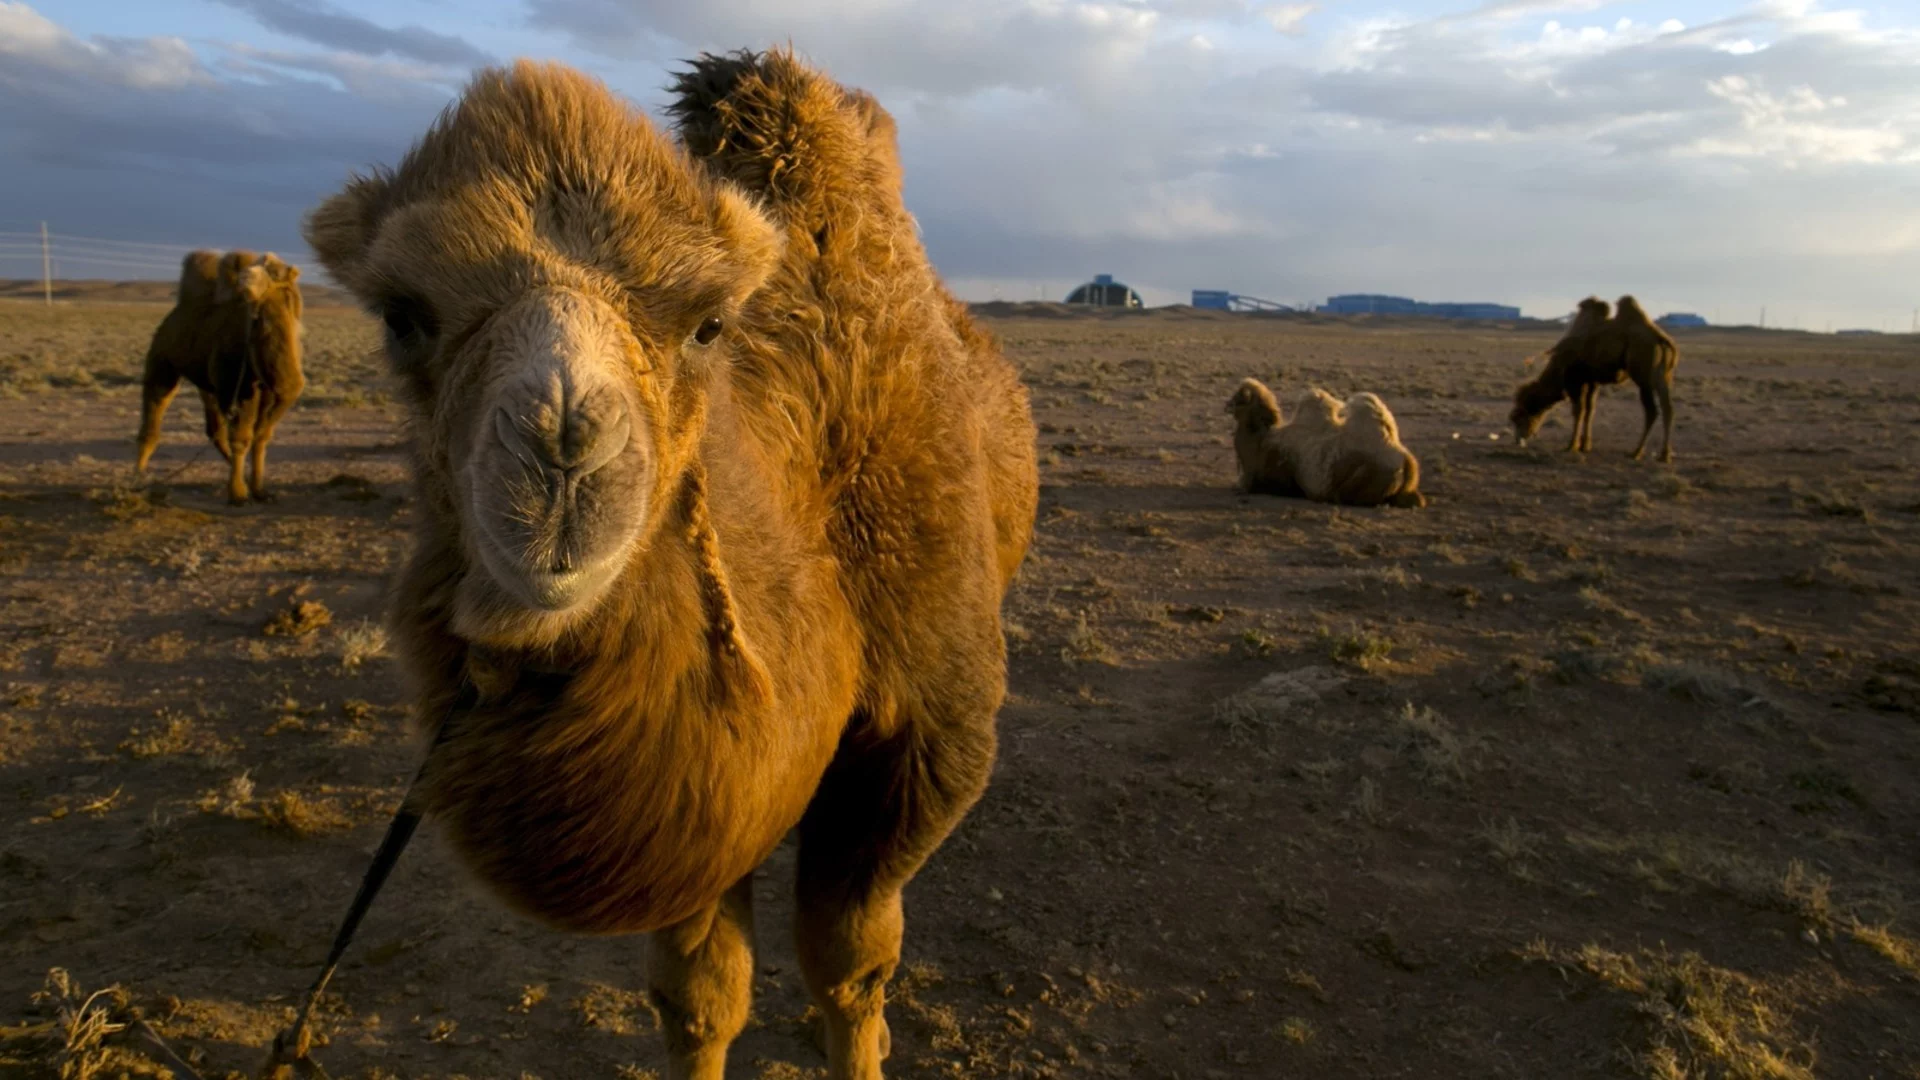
(667, 49, 892, 227)
(177, 250, 222, 307)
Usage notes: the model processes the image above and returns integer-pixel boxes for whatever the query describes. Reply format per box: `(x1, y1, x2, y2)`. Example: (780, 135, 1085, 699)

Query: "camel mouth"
(475, 538, 624, 612)
(464, 403, 649, 616)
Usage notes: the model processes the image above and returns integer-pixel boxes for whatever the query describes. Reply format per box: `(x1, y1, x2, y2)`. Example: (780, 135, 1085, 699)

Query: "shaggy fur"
(1509, 295, 1679, 461)
(305, 53, 1036, 1080)
(135, 250, 306, 502)
(1226, 378, 1424, 508)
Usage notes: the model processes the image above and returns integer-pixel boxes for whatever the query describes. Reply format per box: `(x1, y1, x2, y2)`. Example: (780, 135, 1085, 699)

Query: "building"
(1657, 312, 1708, 328)
(1192, 290, 1292, 312)
(1067, 274, 1143, 308)
(1317, 294, 1520, 320)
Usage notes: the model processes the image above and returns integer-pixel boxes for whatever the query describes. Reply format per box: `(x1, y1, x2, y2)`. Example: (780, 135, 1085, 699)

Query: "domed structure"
(1067, 273, 1142, 308)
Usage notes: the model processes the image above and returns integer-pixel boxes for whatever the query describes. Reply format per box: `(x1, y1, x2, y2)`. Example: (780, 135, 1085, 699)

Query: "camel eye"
(693, 316, 724, 346)
(382, 295, 437, 344)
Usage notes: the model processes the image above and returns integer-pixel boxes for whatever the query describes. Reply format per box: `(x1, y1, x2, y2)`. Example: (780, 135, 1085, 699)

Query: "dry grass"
(1525, 943, 1815, 1080)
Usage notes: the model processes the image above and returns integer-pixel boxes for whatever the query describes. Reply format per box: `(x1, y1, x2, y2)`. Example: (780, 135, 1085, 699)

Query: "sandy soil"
(1, 298, 1917, 1079)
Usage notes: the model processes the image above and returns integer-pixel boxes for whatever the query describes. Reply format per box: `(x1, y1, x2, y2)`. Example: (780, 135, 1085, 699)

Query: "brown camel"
(1510, 295, 1679, 461)
(1607, 295, 1681, 462)
(1510, 296, 1617, 454)
(135, 249, 306, 502)
(1227, 378, 1424, 507)
(304, 51, 1036, 1080)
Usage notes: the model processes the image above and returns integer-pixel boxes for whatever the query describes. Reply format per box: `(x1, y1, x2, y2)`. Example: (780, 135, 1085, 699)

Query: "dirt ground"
(1, 297, 1917, 1080)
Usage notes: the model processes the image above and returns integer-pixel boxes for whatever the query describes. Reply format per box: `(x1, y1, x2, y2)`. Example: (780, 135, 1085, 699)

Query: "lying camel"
(1510, 294, 1679, 461)
(304, 51, 1036, 1080)
(135, 249, 305, 502)
(1227, 378, 1425, 508)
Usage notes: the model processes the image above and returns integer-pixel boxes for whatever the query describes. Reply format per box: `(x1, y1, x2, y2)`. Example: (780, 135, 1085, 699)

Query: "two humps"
(134, 249, 306, 504)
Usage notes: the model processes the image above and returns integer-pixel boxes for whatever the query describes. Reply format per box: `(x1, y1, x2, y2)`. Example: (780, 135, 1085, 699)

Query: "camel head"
(305, 61, 780, 639)
(1225, 377, 1281, 432)
(1510, 397, 1547, 444)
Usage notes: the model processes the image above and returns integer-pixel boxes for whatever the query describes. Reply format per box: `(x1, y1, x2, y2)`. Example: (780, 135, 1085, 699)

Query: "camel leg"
(224, 397, 260, 505)
(1630, 381, 1657, 460)
(134, 363, 182, 474)
(796, 715, 996, 1080)
(1564, 385, 1588, 453)
(248, 389, 297, 501)
(1656, 379, 1675, 463)
(648, 874, 755, 1080)
(1581, 384, 1600, 453)
(198, 389, 234, 462)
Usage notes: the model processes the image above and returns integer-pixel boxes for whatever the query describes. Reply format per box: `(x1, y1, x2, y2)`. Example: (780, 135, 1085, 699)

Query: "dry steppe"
(1, 297, 1916, 1079)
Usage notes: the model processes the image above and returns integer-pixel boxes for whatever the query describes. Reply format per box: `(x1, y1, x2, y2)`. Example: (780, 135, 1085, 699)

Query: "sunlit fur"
(1226, 378, 1423, 508)
(134, 249, 306, 503)
(306, 54, 1036, 1080)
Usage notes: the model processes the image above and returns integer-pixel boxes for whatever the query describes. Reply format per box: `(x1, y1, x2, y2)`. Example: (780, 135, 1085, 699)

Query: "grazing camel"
(304, 52, 1036, 1080)
(1510, 296, 1618, 454)
(1510, 294, 1679, 461)
(135, 250, 306, 502)
(1226, 378, 1424, 508)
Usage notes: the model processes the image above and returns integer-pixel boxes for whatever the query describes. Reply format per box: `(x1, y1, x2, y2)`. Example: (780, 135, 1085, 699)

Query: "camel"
(1226, 378, 1424, 508)
(1510, 294, 1678, 461)
(1606, 295, 1680, 462)
(134, 249, 306, 502)
(303, 52, 1036, 1080)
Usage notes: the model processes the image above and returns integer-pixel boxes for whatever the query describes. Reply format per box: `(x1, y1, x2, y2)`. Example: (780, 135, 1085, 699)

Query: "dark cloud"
(212, 0, 492, 69)
(0, 1, 1915, 327)
(0, 5, 448, 271)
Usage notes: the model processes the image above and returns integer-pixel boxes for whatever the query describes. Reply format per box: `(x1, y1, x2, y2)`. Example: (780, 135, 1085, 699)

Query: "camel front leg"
(198, 389, 234, 462)
(1564, 385, 1588, 453)
(1657, 379, 1676, 463)
(135, 366, 182, 474)
(649, 875, 756, 1080)
(797, 711, 996, 1080)
(248, 389, 297, 501)
(224, 397, 260, 505)
(1630, 382, 1657, 460)
(1581, 384, 1603, 453)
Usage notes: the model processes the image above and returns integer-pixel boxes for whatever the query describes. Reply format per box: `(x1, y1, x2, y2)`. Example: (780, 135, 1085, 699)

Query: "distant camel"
(1227, 378, 1424, 507)
(1510, 295, 1678, 461)
(135, 250, 306, 502)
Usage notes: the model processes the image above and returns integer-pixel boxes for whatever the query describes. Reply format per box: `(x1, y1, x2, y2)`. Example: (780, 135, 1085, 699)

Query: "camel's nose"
(495, 372, 632, 480)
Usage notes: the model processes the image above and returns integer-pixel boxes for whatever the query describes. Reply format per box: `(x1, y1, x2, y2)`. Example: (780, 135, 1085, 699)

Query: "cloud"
(211, 0, 493, 69)
(2, 0, 1917, 328)
(1264, 3, 1318, 35)
(0, 4, 453, 266)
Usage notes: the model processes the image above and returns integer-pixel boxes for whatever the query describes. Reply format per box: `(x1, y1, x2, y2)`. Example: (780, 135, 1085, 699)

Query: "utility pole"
(1759, 305, 1766, 329)
(39, 222, 51, 307)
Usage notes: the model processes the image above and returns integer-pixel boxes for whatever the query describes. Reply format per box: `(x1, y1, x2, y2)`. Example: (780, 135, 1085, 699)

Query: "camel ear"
(304, 171, 391, 299)
(708, 183, 783, 305)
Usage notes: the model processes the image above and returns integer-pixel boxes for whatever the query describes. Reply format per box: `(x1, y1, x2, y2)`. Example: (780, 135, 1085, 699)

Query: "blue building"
(1657, 312, 1708, 328)
(1317, 294, 1520, 320)
(1192, 290, 1292, 312)
(1067, 274, 1143, 308)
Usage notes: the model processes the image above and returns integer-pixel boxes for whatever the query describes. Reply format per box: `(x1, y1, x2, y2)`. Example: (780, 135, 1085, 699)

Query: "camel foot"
(250, 488, 278, 503)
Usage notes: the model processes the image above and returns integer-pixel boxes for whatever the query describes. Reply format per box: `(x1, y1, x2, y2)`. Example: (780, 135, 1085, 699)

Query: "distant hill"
(0, 278, 356, 307)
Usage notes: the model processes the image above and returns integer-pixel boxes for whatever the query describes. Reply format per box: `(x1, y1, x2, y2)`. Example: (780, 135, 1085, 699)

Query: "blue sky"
(5, 0, 1919, 328)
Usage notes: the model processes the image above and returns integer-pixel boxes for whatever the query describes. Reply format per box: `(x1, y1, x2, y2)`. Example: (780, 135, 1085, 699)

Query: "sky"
(2, 0, 1917, 329)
